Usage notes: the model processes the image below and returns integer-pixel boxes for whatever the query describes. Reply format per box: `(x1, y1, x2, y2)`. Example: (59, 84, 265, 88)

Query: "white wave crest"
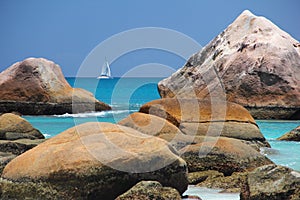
(43, 133, 51, 138)
(54, 110, 130, 118)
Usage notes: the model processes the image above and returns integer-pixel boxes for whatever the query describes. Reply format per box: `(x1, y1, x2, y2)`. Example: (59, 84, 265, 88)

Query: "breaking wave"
(54, 110, 131, 118)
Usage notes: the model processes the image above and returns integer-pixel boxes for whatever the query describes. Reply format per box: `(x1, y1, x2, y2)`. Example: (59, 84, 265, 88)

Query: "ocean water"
(23, 77, 300, 200)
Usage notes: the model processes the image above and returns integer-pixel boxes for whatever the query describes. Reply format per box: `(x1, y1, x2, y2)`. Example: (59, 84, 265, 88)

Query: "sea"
(23, 77, 300, 200)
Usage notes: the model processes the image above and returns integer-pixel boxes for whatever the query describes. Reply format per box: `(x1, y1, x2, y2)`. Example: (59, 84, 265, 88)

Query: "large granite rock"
(139, 98, 270, 148)
(179, 136, 273, 175)
(240, 164, 300, 200)
(277, 125, 300, 141)
(0, 122, 188, 199)
(116, 181, 182, 200)
(0, 58, 111, 114)
(158, 10, 300, 119)
(0, 113, 44, 140)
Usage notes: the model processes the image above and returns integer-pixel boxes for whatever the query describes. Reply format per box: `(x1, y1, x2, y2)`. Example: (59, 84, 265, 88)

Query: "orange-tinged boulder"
(0, 113, 44, 140)
(139, 98, 269, 148)
(1, 122, 188, 199)
(118, 112, 185, 137)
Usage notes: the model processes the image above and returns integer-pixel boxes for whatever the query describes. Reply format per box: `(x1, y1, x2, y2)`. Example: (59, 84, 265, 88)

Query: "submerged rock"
(240, 164, 300, 200)
(277, 125, 300, 141)
(115, 181, 182, 200)
(0, 113, 44, 140)
(0, 122, 188, 199)
(0, 58, 111, 115)
(158, 10, 300, 119)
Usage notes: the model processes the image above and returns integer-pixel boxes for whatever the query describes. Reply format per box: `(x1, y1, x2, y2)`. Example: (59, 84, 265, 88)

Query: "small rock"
(197, 172, 248, 193)
(182, 194, 202, 200)
(0, 113, 44, 140)
(115, 181, 181, 200)
(240, 164, 300, 200)
(277, 125, 300, 141)
(188, 170, 224, 185)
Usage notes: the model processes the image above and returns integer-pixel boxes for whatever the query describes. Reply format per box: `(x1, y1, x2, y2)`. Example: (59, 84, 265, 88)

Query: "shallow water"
(257, 120, 300, 171)
(183, 186, 239, 200)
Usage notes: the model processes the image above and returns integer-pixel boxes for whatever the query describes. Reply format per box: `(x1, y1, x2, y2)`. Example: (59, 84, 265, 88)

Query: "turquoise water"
(24, 78, 300, 171)
(257, 120, 300, 170)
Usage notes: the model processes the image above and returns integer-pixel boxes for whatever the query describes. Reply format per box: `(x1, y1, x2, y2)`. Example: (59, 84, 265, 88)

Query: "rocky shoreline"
(0, 101, 110, 115)
(0, 9, 300, 200)
(1, 100, 299, 199)
(244, 106, 300, 120)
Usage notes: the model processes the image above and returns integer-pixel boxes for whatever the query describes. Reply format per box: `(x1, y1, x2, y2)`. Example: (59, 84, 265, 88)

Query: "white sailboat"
(97, 58, 112, 79)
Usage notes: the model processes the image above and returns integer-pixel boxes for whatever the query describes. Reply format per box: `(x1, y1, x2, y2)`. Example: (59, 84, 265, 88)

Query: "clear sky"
(0, 0, 299, 77)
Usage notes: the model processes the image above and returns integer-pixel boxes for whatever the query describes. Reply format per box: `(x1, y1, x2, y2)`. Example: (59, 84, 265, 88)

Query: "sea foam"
(54, 110, 130, 118)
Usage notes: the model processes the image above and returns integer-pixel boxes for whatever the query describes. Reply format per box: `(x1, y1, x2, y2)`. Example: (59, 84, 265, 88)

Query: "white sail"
(97, 58, 112, 79)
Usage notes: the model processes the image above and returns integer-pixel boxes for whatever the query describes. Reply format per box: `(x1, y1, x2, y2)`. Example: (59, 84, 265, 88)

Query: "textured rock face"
(158, 10, 300, 119)
(197, 172, 248, 193)
(0, 58, 111, 114)
(1, 122, 188, 199)
(179, 137, 273, 175)
(118, 112, 185, 137)
(139, 98, 269, 147)
(277, 125, 300, 141)
(0, 113, 44, 140)
(0, 113, 45, 175)
(240, 164, 300, 200)
(0, 139, 46, 175)
(115, 181, 182, 200)
(187, 170, 224, 185)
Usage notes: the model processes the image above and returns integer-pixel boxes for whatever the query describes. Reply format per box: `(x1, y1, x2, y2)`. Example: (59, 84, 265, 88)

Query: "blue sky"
(0, 0, 299, 77)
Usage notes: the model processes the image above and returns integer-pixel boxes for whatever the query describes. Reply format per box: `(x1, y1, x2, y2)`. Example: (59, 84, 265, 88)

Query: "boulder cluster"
(0, 113, 45, 174)
(0, 9, 299, 200)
